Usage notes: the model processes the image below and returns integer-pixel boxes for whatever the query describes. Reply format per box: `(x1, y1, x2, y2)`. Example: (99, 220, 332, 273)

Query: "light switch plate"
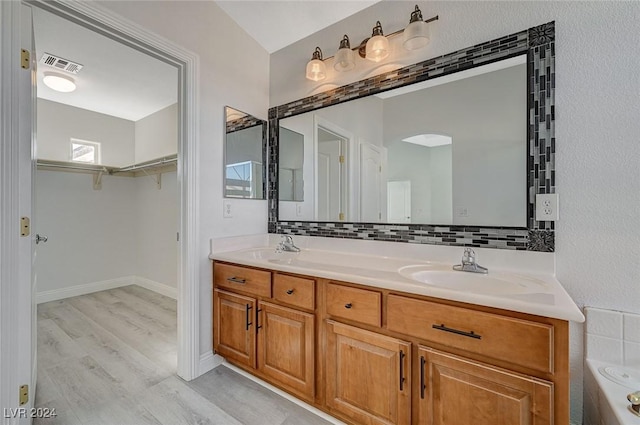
(535, 193, 559, 221)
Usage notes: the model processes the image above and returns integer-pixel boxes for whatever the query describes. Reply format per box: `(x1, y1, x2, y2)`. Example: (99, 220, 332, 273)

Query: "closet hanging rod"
(114, 156, 177, 173)
(36, 160, 114, 173)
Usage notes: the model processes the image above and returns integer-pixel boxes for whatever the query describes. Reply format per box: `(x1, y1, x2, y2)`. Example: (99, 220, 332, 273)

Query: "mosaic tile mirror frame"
(268, 22, 555, 252)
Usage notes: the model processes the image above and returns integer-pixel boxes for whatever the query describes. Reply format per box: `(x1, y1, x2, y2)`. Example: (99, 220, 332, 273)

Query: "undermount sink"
(398, 264, 549, 295)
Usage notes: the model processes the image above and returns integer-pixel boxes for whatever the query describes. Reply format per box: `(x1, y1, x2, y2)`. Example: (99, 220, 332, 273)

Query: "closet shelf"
(37, 155, 177, 190)
(36, 154, 177, 175)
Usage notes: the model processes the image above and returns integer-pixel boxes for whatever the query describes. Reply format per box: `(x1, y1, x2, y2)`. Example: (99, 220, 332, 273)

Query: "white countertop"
(209, 235, 584, 323)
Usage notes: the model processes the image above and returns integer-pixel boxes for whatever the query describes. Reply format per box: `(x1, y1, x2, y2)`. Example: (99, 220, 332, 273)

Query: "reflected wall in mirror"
(278, 56, 527, 227)
(278, 127, 304, 203)
(224, 106, 267, 199)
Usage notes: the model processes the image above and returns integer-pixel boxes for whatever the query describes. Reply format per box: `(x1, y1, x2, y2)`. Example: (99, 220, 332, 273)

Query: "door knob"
(35, 234, 48, 244)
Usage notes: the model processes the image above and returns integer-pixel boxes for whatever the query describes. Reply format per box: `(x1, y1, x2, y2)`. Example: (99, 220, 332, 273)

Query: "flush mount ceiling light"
(334, 35, 356, 72)
(403, 5, 430, 50)
(305, 47, 326, 81)
(365, 21, 390, 62)
(43, 71, 76, 93)
(304, 5, 438, 82)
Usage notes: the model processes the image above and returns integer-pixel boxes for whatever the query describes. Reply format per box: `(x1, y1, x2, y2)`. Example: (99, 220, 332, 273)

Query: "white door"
(360, 144, 383, 222)
(387, 181, 411, 223)
(317, 138, 343, 221)
(0, 2, 36, 421)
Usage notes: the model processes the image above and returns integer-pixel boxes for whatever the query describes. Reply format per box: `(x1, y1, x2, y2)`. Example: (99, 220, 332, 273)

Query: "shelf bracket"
(93, 170, 104, 190)
(156, 172, 162, 190)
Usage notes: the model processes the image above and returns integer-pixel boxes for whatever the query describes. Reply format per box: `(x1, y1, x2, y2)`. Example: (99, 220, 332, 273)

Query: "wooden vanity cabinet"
(213, 289, 257, 368)
(213, 261, 569, 425)
(213, 263, 316, 400)
(418, 347, 553, 425)
(258, 301, 315, 397)
(325, 320, 411, 425)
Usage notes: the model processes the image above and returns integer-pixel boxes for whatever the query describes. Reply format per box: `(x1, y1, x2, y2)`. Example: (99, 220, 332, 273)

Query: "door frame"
(312, 115, 354, 221)
(1, 0, 202, 401)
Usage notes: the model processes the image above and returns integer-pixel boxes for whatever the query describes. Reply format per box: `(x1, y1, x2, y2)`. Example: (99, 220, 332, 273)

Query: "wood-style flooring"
(36, 285, 331, 425)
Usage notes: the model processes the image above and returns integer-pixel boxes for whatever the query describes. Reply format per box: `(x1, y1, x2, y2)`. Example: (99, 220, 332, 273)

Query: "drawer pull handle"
(432, 324, 481, 340)
(344, 303, 353, 309)
(227, 277, 246, 284)
(420, 356, 426, 399)
(399, 350, 406, 391)
(245, 304, 253, 330)
(286, 289, 294, 295)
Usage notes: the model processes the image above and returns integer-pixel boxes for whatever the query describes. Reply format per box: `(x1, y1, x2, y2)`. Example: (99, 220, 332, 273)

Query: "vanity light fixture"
(334, 35, 356, 72)
(305, 47, 326, 82)
(403, 5, 430, 50)
(42, 71, 76, 93)
(304, 5, 438, 81)
(365, 21, 390, 62)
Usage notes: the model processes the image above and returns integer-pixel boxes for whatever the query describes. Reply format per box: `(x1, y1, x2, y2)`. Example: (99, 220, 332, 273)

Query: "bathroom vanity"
(211, 244, 583, 425)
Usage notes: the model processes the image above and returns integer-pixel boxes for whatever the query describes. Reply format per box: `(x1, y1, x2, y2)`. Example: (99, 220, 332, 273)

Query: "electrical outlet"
(535, 193, 559, 221)
(223, 201, 233, 218)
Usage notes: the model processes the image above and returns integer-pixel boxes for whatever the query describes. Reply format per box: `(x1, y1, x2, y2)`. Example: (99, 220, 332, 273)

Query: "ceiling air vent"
(39, 53, 83, 74)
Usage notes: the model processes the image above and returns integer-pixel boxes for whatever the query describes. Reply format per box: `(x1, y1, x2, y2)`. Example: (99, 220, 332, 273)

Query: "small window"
(70, 139, 100, 164)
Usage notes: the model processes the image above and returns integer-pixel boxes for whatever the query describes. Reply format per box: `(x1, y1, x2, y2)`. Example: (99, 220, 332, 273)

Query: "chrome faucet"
(453, 248, 488, 274)
(628, 391, 640, 416)
(276, 235, 300, 253)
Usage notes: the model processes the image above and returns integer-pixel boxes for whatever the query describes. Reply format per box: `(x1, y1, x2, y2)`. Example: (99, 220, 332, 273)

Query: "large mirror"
(278, 56, 526, 226)
(224, 106, 267, 199)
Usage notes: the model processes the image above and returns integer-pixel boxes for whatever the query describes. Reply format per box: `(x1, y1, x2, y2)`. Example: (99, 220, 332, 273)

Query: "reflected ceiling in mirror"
(278, 56, 527, 227)
(224, 106, 267, 199)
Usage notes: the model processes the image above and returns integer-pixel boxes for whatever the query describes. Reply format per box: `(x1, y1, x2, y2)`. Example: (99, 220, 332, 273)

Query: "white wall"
(135, 103, 178, 163)
(37, 98, 135, 166)
(35, 171, 137, 292)
(135, 171, 178, 288)
(97, 0, 271, 361)
(35, 169, 178, 294)
(270, 2, 640, 422)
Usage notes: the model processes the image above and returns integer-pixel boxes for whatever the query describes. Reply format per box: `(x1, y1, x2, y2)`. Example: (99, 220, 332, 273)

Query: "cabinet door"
(258, 301, 315, 398)
(418, 346, 553, 425)
(214, 289, 256, 368)
(325, 320, 411, 425)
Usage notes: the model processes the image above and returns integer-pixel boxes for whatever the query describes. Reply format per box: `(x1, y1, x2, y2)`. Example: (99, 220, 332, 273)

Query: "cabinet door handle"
(286, 289, 294, 295)
(420, 356, 426, 399)
(432, 324, 481, 340)
(399, 349, 406, 391)
(227, 277, 246, 284)
(256, 307, 263, 332)
(245, 304, 253, 330)
(344, 303, 353, 309)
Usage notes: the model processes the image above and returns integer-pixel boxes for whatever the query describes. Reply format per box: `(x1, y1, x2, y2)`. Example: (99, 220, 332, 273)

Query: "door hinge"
(379, 212, 382, 219)
(20, 49, 30, 69)
(19, 385, 28, 405)
(339, 212, 345, 221)
(176, 232, 180, 242)
(379, 165, 382, 172)
(339, 155, 345, 164)
(20, 217, 30, 237)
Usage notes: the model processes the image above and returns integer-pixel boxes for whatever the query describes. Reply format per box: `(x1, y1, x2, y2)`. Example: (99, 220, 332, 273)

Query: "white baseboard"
(198, 352, 224, 377)
(36, 276, 134, 304)
(133, 276, 177, 300)
(221, 362, 346, 425)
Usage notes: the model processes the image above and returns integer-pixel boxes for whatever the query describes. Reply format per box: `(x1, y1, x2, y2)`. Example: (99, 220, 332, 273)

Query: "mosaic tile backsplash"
(268, 22, 556, 252)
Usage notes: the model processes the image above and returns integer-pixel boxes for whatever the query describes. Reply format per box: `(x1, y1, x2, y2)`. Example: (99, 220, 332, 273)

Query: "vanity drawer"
(326, 283, 381, 327)
(386, 294, 554, 373)
(214, 263, 271, 298)
(273, 274, 315, 310)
